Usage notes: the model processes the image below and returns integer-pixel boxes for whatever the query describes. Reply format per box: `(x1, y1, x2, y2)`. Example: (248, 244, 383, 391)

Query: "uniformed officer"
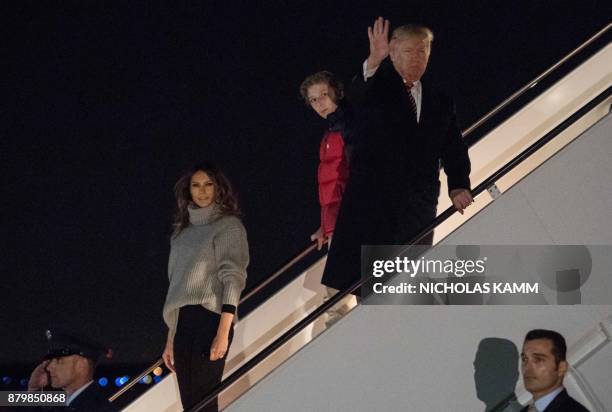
(27, 329, 117, 412)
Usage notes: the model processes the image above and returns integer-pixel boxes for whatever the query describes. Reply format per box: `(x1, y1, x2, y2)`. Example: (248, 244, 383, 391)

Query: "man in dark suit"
(520, 329, 589, 412)
(27, 329, 117, 412)
(321, 17, 472, 296)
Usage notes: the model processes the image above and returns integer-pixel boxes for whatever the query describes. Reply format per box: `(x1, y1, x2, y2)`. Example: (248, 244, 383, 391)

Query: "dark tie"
(405, 81, 417, 120)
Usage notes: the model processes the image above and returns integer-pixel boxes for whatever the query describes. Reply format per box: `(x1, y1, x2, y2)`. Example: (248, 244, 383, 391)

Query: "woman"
(162, 163, 248, 412)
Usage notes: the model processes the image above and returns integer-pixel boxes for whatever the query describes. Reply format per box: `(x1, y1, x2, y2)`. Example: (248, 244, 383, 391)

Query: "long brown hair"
(172, 163, 241, 236)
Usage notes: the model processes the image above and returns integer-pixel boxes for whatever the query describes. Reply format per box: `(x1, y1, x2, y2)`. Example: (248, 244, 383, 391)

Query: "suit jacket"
(520, 389, 589, 412)
(67, 383, 118, 412)
(22, 384, 118, 412)
(321, 59, 471, 293)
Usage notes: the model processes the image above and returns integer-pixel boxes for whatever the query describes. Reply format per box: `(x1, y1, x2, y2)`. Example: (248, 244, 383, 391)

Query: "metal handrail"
(187, 84, 612, 412)
(109, 22, 611, 404)
(108, 359, 163, 402)
(462, 22, 610, 137)
(240, 243, 319, 303)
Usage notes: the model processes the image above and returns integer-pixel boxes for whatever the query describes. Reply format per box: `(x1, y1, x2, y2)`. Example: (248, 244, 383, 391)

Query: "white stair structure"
(227, 108, 612, 412)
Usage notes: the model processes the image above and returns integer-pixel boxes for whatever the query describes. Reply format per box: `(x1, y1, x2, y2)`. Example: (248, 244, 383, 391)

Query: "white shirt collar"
(534, 386, 564, 411)
(67, 380, 94, 405)
(403, 78, 421, 88)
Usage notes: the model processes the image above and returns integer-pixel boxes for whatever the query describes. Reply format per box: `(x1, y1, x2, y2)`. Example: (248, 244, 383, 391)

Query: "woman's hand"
(211, 311, 234, 360)
(209, 333, 229, 361)
(162, 342, 175, 372)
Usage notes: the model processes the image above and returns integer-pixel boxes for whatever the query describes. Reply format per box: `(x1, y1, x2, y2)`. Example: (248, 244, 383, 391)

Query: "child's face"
(307, 82, 338, 119)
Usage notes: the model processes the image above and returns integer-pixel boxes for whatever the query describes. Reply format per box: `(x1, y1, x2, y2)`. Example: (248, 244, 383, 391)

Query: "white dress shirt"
(533, 386, 564, 412)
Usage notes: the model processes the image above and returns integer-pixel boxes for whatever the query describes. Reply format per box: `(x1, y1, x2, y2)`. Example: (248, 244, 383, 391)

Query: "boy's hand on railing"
(310, 227, 326, 251)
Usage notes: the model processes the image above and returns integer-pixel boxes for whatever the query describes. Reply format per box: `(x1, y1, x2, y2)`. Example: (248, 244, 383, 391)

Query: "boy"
(299, 71, 356, 326)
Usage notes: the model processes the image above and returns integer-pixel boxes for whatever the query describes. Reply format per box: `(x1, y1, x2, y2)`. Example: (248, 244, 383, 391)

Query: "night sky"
(3, 1, 610, 367)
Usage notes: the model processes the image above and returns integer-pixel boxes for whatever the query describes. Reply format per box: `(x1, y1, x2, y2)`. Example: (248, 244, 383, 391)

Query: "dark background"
(2, 0, 610, 371)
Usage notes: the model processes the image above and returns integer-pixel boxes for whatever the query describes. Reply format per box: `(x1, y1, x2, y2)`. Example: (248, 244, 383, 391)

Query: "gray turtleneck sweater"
(163, 205, 249, 342)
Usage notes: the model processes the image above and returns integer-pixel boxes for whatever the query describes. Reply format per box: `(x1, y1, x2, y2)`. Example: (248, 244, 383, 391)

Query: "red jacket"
(318, 129, 349, 235)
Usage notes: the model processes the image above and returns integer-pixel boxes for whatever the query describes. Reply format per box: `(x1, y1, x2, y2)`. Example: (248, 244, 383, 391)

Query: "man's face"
(307, 82, 338, 119)
(45, 355, 79, 390)
(389, 35, 431, 83)
(521, 339, 567, 400)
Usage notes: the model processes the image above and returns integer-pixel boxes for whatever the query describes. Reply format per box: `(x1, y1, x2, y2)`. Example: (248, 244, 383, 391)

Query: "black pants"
(174, 305, 234, 412)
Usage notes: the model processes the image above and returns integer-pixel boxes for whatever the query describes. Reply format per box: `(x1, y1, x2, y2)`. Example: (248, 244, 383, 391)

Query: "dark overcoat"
(519, 389, 589, 412)
(22, 384, 118, 412)
(321, 59, 471, 294)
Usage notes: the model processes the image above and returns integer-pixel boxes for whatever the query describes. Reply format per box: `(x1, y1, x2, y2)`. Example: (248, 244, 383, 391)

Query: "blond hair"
(391, 24, 434, 44)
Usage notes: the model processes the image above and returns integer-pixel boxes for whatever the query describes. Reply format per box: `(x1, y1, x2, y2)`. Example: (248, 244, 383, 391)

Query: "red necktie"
(405, 81, 417, 120)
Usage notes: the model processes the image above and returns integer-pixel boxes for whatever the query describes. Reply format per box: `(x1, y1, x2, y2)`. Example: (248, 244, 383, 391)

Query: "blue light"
(153, 376, 162, 384)
(98, 377, 108, 387)
(120, 376, 129, 385)
(115, 377, 123, 387)
(2, 376, 11, 385)
(19, 379, 28, 387)
(140, 375, 153, 384)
